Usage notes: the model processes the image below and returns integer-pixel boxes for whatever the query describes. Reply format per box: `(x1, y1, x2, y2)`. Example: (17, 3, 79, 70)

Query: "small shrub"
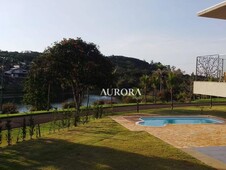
(177, 92, 187, 102)
(28, 116, 35, 139)
(93, 100, 117, 105)
(2, 103, 18, 114)
(5, 119, 12, 146)
(62, 102, 75, 109)
(93, 100, 105, 105)
(93, 104, 103, 119)
(122, 96, 138, 103)
(22, 118, 27, 141)
(104, 100, 117, 104)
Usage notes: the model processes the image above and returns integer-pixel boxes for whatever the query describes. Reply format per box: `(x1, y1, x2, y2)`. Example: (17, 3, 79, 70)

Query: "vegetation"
(109, 55, 167, 88)
(137, 66, 195, 105)
(2, 105, 226, 169)
(140, 75, 150, 103)
(0, 116, 213, 170)
(23, 38, 114, 126)
(0, 51, 40, 96)
(0, 47, 203, 111)
(0, 38, 220, 126)
(2, 103, 18, 114)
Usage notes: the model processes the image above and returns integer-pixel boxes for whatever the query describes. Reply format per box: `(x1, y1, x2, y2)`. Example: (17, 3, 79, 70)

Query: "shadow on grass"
(0, 138, 213, 170)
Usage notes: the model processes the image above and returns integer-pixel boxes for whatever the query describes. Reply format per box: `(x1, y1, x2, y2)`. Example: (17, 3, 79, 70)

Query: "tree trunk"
(72, 86, 80, 126)
(210, 96, 212, 108)
(159, 76, 162, 93)
(144, 86, 147, 103)
(154, 88, 157, 104)
(86, 88, 89, 108)
(47, 83, 51, 111)
(85, 88, 90, 123)
(171, 88, 173, 110)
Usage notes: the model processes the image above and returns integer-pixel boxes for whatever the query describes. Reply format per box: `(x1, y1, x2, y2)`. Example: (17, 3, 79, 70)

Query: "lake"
(16, 95, 119, 112)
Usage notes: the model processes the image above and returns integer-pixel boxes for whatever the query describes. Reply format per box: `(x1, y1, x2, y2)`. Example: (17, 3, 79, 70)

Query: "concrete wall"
(193, 81, 226, 97)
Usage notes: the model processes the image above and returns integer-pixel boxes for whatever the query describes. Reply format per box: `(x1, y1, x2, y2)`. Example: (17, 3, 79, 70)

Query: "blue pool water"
(138, 117, 224, 127)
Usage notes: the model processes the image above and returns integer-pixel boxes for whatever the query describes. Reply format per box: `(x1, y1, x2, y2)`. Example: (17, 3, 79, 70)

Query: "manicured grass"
(135, 106, 226, 119)
(192, 97, 226, 103)
(1, 97, 226, 119)
(0, 117, 213, 170)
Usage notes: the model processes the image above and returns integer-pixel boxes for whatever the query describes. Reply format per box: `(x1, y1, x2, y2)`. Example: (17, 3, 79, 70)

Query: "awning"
(198, 1, 226, 20)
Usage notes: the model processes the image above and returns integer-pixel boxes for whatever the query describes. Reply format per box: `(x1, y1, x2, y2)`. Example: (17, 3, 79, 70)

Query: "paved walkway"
(193, 146, 226, 164)
(111, 115, 226, 170)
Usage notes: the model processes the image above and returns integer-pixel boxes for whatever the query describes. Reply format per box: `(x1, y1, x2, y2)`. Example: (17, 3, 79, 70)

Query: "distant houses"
(4, 65, 28, 78)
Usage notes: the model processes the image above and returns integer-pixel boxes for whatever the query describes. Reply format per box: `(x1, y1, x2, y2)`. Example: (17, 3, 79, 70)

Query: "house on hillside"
(4, 66, 28, 78)
(194, 1, 226, 97)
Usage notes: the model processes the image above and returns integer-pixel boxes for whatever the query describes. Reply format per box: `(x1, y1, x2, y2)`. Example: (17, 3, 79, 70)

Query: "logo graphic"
(100, 88, 141, 96)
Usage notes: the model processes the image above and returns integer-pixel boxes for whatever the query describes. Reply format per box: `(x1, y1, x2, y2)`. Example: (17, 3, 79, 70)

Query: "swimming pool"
(137, 117, 224, 127)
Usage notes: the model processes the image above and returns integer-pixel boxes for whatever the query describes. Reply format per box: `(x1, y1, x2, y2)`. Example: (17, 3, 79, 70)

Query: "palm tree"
(167, 71, 176, 110)
(140, 75, 149, 103)
(156, 69, 163, 92)
(150, 74, 158, 104)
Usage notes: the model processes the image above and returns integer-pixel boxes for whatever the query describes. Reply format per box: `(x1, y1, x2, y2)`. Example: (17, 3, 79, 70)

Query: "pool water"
(138, 117, 224, 127)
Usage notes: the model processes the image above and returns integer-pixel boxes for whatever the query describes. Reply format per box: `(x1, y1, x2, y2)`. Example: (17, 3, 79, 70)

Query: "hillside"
(0, 51, 167, 92)
(108, 55, 166, 88)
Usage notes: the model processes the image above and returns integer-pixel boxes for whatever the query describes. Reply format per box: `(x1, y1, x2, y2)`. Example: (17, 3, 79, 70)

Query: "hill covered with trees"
(109, 55, 167, 88)
(0, 49, 195, 109)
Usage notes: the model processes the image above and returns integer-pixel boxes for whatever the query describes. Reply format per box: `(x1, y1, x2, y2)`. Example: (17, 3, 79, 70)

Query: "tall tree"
(140, 75, 149, 103)
(23, 56, 51, 111)
(45, 38, 114, 126)
(150, 74, 158, 104)
(155, 69, 163, 92)
(167, 71, 176, 110)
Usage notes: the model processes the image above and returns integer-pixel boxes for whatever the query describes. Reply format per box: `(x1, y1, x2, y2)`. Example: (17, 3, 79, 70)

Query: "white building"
(193, 1, 226, 97)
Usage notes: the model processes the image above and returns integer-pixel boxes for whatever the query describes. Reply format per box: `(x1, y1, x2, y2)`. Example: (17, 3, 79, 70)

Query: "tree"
(150, 74, 158, 104)
(156, 69, 163, 92)
(167, 71, 176, 110)
(44, 38, 114, 126)
(140, 75, 149, 103)
(23, 52, 58, 111)
(23, 56, 51, 111)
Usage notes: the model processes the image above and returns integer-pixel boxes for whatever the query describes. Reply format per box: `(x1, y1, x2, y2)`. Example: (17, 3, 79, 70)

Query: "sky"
(0, 0, 226, 74)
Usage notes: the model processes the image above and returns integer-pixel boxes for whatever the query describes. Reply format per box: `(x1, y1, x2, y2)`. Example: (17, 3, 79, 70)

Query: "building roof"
(198, 1, 226, 20)
(4, 68, 27, 74)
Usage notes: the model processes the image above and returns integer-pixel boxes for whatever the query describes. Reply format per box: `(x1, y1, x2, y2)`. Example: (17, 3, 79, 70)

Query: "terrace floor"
(111, 114, 226, 170)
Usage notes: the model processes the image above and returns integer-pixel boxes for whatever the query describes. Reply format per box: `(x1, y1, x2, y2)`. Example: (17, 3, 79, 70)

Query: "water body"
(17, 95, 119, 112)
(138, 117, 224, 127)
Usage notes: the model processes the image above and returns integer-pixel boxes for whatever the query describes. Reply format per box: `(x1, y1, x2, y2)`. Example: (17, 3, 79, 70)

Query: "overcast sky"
(0, 0, 226, 73)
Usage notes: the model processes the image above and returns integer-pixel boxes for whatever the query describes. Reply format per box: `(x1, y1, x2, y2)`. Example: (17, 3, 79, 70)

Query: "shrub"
(62, 102, 75, 109)
(2, 103, 18, 114)
(93, 100, 105, 105)
(93, 99, 117, 105)
(177, 92, 188, 103)
(104, 100, 117, 104)
(122, 96, 137, 103)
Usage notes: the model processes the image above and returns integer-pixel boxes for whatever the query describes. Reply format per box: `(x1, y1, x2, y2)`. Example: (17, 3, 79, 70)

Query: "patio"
(111, 114, 226, 169)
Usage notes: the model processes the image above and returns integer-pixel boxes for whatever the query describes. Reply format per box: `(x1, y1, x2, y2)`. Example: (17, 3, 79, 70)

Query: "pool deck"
(111, 114, 226, 169)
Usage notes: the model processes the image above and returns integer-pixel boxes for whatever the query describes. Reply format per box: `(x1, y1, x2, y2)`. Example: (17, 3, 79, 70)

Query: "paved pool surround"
(111, 114, 226, 169)
(111, 114, 226, 148)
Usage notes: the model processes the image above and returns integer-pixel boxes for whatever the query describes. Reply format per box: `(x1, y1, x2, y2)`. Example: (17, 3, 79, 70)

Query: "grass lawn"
(137, 106, 226, 119)
(0, 116, 214, 170)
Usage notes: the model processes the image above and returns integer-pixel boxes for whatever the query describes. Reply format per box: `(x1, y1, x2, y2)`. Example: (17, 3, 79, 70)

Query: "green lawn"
(1, 97, 226, 119)
(137, 106, 226, 119)
(0, 116, 213, 170)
